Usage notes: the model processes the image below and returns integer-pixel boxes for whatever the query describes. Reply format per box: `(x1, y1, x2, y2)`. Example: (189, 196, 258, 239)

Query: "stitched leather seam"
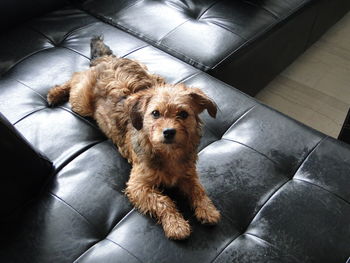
(121, 44, 149, 58)
(293, 178, 350, 206)
(246, 178, 291, 226)
(211, 232, 300, 263)
(72, 241, 100, 263)
(244, 233, 300, 262)
(27, 25, 56, 46)
(243, 0, 280, 19)
(71, 208, 136, 263)
(209, 232, 241, 263)
(58, 106, 101, 131)
(196, 1, 221, 20)
(53, 139, 106, 174)
(105, 238, 143, 263)
(15, 79, 47, 101)
(155, 42, 211, 70)
(222, 105, 257, 136)
(110, 208, 136, 232)
(1, 46, 53, 77)
(291, 136, 326, 178)
(204, 20, 247, 40)
(60, 21, 101, 45)
(214, 176, 350, 262)
(13, 107, 47, 125)
(198, 140, 217, 156)
(240, 138, 326, 235)
(157, 19, 191, 43)
(49, 192, 104, 236)
(174, 71, 201, 84)
(222, 137, 282, 168)
(59, 45, 91, 60)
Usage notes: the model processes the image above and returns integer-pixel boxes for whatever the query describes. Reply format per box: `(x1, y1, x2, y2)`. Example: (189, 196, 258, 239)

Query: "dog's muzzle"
(163, 128, 176, 143)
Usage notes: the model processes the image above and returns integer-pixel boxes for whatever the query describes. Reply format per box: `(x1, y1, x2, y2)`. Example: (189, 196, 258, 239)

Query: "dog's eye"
(178, 110, 189, 119)
(151, 110, 160, 118)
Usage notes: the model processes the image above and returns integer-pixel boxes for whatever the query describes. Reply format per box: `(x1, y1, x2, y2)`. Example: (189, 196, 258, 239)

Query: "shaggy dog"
(47, 36, 220, 240)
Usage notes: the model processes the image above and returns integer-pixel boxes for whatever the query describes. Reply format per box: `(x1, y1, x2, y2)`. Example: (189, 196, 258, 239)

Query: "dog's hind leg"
(47, 82, 71, 106)
(68, 71, 96, 117)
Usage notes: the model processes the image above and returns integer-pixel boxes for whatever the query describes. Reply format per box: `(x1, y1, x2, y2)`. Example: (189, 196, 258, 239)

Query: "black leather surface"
(0, 2, 350, 263)
(76, 0, 350, 95)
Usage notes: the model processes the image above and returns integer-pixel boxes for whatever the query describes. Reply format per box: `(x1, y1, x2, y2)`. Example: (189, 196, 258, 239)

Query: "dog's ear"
(129, 94, 151, 130)
(189, 88, 217, 118)
(130, 99, 143, 130)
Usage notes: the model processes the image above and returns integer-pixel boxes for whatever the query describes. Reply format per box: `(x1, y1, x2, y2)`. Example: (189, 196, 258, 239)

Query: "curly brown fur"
(47, 37, 220, 240)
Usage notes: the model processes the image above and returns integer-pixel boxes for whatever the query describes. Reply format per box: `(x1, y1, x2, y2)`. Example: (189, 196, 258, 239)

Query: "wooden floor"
(256, 12, 350, 138)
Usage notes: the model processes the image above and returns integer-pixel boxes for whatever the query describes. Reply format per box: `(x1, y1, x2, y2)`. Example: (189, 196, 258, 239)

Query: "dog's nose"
(163, 128, 176, 140)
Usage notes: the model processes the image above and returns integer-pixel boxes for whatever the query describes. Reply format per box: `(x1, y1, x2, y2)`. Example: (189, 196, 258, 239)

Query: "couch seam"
(13, 107, 47, 125)
(196, 1, 221, 20)
(105, 238, 143, 263)
(210, 232, 300, 263)
(157, 19, 191, 43)
(59, 45, 91, 60)
(120, 44, 149, 58)
(291, 136, 327, 178)
(204, 20, 247, 40)
(1, 46, 54, 77)
(174, 71, 201, 84)
(110, 208, 136, 232)
(72, 241, 101, 263)
(59, 21, 101, 45)
(70, 208, 136, 263)
(49, 192, 104, 236)
(247, 178, 291, 221)
(221, 137, 281, 168)
(15, 79, 47, 101)
(240, 138, 327, 233)
(57, 106, 102, 131)
(222, 105, 257, 136)
(244, 233, 300, 262)
(243, 0, 280, 19)
(27, 25, 56, 46)
(293, 178, 350, 206)
(53, 139, 107, 174)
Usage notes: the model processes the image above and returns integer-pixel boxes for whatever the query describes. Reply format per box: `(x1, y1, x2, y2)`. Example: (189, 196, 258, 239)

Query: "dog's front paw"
(195, 203, 221, 225)
(162, 214, 191, 240)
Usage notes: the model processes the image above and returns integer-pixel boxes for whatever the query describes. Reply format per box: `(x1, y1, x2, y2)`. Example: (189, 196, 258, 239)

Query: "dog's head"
(128, 83, 217, 156)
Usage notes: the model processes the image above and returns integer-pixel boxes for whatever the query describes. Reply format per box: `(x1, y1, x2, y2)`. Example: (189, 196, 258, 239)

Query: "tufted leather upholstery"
(77, 0, 350, 95)
(1, 1, 350, 263)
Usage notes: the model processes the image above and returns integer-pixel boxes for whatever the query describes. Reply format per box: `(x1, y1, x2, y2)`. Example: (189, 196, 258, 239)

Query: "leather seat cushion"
(75, 0, 322, 95)
(78, 0, 311, 71)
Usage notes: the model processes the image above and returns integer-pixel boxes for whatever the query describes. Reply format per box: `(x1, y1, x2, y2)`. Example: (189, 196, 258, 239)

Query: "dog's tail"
(90, 35, 114, 61)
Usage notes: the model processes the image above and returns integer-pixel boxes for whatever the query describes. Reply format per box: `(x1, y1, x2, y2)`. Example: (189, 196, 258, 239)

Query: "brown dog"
(47, 36, 220, 240)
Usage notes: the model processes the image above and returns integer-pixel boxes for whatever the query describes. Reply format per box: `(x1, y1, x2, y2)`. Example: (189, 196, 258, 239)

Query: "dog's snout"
(163, 128, 176, 140)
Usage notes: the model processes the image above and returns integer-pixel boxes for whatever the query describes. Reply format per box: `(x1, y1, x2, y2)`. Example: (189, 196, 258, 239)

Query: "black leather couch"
(1, 1, 350, 262)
